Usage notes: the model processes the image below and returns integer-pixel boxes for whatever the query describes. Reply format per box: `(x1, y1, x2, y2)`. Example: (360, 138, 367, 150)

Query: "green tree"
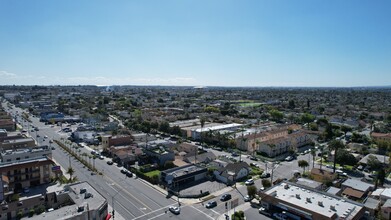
(340, 125, 352, 136)
(336, 149, 357, 167)
(377, 168, 386, 187)
(288, 100, 295, 109)
(247, 185, 257, 198)
(300, 113, 315, 129)
(269, 109, 283, 122)
(310, 149, 316, 168)
(298, 160, 309, 174)
(367, 155, 382, 170)
(328, 139, 345, 173)
(262, 179, 271, 188)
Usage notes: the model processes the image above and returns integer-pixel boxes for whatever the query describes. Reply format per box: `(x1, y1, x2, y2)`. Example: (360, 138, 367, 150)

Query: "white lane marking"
(189, 206, 214, 220)
(133, 203, 177, 220)
(107, 183, 147, 214)
(147, 212, 166, 220)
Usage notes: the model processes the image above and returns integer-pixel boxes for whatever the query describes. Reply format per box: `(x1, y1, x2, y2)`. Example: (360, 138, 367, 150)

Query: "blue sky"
(0, 0, 390, 87)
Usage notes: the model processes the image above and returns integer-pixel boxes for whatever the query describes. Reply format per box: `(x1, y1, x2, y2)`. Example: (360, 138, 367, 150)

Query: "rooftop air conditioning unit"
(318, 201, 323, 207)
(306, 197, 311, 203)
(330, 205, 336, 211)
(296, 194, 301, 199)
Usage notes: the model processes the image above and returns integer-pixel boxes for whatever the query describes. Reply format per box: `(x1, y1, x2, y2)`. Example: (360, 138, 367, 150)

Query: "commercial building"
(161, 164, 207, 188)
(259, 181, 366, 220)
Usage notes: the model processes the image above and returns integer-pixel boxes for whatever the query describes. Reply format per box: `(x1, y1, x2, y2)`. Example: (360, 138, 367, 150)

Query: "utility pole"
(270, 162, 275, 185)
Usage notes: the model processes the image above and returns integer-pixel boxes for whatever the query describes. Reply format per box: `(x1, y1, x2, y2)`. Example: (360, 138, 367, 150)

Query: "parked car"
(260, 172, 271, 178)
(126, 171, 133, 177)
(244, 195, 252, 202)
(245, 179, 254, 185)
(273, 212, 288, 220)
(250, 156, 258, 161)
(258, 207, 271, 216)
(121, 169, 128, 174)
(220, 194, 232, 201)
(205, 201, 217, 208)
(107, 161, 114, 165)
(169, 206, 181, 214)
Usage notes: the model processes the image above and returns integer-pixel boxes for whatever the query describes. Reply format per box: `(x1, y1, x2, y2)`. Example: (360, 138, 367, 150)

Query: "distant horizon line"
(1, 84, 391, 89)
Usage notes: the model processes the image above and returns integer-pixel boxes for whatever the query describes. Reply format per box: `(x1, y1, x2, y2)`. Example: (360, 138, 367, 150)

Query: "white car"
(244, 195, 252, 202)
(245, 179, 254, 185)
(169, 206, 180, 214)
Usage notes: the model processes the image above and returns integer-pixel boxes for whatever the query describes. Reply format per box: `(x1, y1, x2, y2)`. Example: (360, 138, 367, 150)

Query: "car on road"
(326, 164, 332, 168)
(285, 156, 293, 161)
(245, 179, 254, 185)
(220, 194, 232, 201)
(99, 155, 104, 160)
(205, 201, 217, 208)
(107, 161, 114, 165)
(231, 152, 239, 157)
(44, 135, 48, 139)
(36, 134, 40, 137)
(250, 162, 259, 167)
(169, 206, 180, 214)
(49, 140, 53, 143)
(244, 195, 252, 202)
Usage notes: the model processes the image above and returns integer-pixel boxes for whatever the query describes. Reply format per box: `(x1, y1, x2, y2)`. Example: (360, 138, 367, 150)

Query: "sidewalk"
(51, 158, 70, 179)
(217, 202, 252, 220)
(108, 204, 125, 220)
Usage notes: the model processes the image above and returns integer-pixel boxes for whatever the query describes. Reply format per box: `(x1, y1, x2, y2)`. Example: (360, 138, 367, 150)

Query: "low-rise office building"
(259, 181, 366, 220)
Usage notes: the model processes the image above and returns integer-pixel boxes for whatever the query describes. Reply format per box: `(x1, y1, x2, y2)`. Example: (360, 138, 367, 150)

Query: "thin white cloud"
(0, 70, 17, 77)
(63, 76, 198, 86)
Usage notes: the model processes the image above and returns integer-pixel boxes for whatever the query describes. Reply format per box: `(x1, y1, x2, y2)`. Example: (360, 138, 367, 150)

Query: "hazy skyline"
(1, 1, 390, 87)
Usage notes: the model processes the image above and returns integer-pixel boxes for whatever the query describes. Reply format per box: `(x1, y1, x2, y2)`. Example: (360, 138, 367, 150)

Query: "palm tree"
(66, 167, 75, 182)
(319, 145, 324, 170)
(298, 160, 309, 175)
(310, 148, 316, 169)
(328, 139, 345, 173)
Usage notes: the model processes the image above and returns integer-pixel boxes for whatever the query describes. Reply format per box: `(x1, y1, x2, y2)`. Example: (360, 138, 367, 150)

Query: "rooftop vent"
(284, 184, 289, 189)
(84, 192, 92, 199)
(318, 201, 323, 207)
(306, 197, 311, 203)
(330, 205, 336, 211)
(296, 194, 301, 199)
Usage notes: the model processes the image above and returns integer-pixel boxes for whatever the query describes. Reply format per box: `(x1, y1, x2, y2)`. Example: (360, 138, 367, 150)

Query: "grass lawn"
(144, 170, 160, 178)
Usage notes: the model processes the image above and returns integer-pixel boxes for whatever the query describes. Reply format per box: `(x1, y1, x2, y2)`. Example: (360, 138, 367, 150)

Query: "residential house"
(214, 162, 250, 185)
(371, 132, 391, 142)
(341, 179, 374, 201)
(184, 151, 216, 164)
(144, 145, 175, 167)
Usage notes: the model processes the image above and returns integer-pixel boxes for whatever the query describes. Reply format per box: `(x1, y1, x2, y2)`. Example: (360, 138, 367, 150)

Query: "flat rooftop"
(31, 182, 107, 220)
(164, 164, 206, 178)
(264, 182, 364, 219)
